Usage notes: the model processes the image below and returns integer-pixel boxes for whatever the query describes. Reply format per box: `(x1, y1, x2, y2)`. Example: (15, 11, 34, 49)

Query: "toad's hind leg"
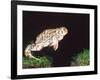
(24, 44, 40, 61)
(25, 51, 40, 61)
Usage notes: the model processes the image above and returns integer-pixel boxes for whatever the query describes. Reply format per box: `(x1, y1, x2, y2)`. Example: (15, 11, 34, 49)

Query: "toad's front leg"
(50, 38, 59, 51)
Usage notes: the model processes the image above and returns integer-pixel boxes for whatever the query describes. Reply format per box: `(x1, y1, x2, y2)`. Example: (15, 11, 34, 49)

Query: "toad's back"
(35, 27, 68, 48)
(35, 29, 58, 44)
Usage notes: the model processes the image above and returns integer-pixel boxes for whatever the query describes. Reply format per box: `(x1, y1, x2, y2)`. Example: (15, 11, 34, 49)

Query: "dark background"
(23, 11, 89, 67)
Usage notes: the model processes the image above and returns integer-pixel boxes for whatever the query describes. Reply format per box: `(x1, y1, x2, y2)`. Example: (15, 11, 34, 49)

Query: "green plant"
(23, 56, 52, 68)
(71, 49, 89, 66)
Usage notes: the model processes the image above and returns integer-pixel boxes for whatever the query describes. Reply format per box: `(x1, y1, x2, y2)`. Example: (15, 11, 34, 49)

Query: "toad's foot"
(28, 53, 40, 61)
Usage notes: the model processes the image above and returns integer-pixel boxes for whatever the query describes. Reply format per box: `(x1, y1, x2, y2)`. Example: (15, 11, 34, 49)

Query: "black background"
(23, 11, 89, 67)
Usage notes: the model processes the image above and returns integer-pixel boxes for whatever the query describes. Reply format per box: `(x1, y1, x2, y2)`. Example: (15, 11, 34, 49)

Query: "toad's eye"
(61, 30, 64, 34)
(59, 30, 64, 35)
